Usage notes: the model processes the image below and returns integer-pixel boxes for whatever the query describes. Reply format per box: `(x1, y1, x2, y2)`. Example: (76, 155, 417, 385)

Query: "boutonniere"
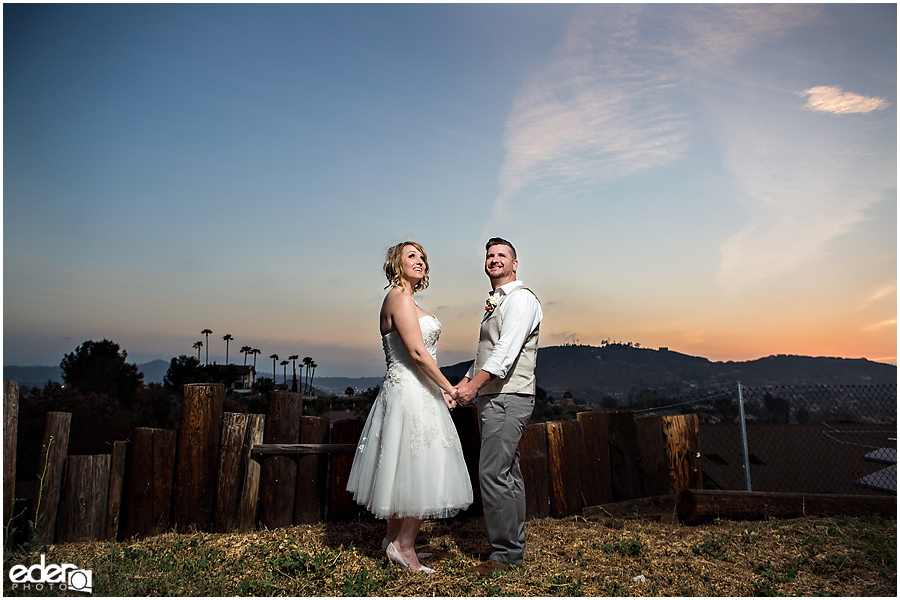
(484, 294, 500, 315)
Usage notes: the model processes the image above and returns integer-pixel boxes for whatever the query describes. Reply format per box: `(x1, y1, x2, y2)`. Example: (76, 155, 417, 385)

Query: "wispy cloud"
(802, 86, 890, 114)
(493, 6, 692, 217)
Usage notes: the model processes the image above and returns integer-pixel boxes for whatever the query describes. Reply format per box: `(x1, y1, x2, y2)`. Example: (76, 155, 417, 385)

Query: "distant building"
(208, 364, 256, 389)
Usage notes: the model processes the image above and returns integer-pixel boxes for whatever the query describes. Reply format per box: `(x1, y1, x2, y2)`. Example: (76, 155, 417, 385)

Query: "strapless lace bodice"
(383, 315, 440, 369)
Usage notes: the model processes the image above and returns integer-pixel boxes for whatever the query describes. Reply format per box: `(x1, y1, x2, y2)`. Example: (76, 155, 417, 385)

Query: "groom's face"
(485, 244, 517, 283)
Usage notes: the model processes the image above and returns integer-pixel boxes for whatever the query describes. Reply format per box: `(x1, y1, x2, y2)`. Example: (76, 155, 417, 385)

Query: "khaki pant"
(477, 392, 535, 566)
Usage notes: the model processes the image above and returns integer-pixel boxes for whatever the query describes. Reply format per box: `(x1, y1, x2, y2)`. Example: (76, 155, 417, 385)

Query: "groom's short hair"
(486, 237, 516, 260)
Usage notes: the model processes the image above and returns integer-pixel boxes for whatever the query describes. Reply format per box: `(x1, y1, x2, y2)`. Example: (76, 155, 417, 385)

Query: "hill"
(4, 359, 171, 389)
(441, 344, 896, 403)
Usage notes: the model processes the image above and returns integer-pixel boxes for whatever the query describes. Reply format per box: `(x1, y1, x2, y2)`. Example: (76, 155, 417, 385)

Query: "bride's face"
(400, 245, 426, 284)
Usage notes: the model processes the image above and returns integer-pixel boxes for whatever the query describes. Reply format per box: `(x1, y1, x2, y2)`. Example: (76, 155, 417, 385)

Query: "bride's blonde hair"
(384, 241, 430, 292)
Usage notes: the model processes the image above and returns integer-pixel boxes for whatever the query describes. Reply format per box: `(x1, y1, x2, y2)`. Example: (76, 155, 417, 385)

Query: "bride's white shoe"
(386, 542, 435, 574)
(381, 537, 433, 559)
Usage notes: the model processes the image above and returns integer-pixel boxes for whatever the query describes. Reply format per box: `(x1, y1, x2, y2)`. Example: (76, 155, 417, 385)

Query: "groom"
(456, 237, 542, 575)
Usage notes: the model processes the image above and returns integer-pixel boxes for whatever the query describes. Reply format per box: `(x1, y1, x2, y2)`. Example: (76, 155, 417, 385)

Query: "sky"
(3, 3, 897, 378)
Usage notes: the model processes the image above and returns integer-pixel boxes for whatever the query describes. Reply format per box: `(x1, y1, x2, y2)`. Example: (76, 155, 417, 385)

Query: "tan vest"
(474, 286, 540, 396)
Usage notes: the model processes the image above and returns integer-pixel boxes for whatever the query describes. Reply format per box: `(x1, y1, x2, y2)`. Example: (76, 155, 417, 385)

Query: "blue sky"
(3, 3, 896, 377)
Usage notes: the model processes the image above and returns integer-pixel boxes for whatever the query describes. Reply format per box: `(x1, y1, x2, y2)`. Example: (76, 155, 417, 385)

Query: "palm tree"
(308, 361, 318, 396)
(201, 329, 213, 364)
(193, 340, 203, 362)
(251, 348, 261, 369)
(269, 354, 279, 383)
(302, 356, 313, 394)
(280, 360, 289, 385)
(240, 346, 252, 365)
(288, 354, 299, 392)
(223, 334, 233, 365)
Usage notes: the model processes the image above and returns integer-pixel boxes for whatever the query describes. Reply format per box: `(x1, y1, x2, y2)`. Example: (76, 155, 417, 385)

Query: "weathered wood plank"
(251, 443, 357, 458)
(635, 415, 670, 497)
(258, 392, 303, 529)
(215, 413, 251, 532)
(173, 383, 224, 531)
(3, 381, 19, 547)
(607, 410, 642, 501)
(105, 440, 128, 541)
(33, 411, 71, 544)
(125, 427, 176, 538)
(236, 414, 265, 532)
(57, 454, 111, 543)
(329, 419, 365, 522)
(547, 420, 583, 518)
(519, 422, 550, 520)
(577, 410, 612, 507)
(662, 414, 702, 491)
(294, 416, 330, 524)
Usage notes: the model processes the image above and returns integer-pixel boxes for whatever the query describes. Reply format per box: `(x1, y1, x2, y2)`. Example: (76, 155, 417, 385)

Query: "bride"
(346, 241, 473, 574)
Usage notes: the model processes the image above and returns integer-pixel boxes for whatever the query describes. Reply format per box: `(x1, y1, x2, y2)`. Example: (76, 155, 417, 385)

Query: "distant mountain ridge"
(441, 344, 896, 403)
(6, 345, 895, 400)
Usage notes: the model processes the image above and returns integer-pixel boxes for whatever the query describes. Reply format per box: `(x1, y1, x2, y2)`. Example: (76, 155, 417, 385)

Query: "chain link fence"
(636, 384, 897, 495)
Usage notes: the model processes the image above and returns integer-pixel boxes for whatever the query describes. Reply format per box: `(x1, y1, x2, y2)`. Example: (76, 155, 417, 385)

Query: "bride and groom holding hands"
(346, 237, 542, 575)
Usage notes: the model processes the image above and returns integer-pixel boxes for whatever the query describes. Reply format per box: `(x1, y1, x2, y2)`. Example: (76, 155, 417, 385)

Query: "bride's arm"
(388, 291, 458, 396)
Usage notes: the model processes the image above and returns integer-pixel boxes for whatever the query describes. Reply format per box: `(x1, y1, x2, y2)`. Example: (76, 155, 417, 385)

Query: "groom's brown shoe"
(467, 559, 511, 576)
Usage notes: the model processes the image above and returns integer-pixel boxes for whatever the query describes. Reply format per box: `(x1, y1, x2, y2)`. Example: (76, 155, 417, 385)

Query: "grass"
(3, 514, 895, 596)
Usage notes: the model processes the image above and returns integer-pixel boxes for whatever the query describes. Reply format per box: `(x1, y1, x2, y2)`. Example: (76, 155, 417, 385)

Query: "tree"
(240, 346, 252, 365)
(280, 360, 289, 385)
(223, 334, 234, 365)
(251, 348, 260, 368)
(193, 340, 203, 362)
(201, 329, 213, 364)
(308, 361, 318, 395)
(288, 354, 299, 392)
(270, 354, 279, 383)
(345, 387, 355, 397)
(163, 355, 211, 394)
(60, 339, 144, 408)
(302, 356, 313, 393)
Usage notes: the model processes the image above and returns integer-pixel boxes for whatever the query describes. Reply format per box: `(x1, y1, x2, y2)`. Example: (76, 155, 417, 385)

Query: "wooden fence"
(3, 381, 701, 547)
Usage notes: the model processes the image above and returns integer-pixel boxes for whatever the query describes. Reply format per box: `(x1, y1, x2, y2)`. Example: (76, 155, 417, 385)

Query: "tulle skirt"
(346, 374, 473, 520)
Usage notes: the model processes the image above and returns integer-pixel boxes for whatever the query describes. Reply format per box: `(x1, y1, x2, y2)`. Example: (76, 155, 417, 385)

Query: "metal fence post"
(737, 382, 752, 491)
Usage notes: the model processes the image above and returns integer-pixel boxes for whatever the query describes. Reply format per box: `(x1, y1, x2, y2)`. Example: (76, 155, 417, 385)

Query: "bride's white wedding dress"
(347, 315, 473, 519)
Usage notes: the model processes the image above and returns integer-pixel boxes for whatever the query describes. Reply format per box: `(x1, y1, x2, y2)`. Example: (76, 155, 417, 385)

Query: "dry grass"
(4, 514, 895, 596)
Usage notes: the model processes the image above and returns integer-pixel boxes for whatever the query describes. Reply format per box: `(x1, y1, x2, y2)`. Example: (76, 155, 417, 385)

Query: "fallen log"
(677, 489, 897, 523)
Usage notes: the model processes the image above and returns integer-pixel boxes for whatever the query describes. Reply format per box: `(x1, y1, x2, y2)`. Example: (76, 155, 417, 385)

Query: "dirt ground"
(6, 514, 896, 596)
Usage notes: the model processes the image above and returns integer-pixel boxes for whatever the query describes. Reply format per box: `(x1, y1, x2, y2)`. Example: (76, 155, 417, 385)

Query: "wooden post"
(3, 381, 18, 545)
(635, 415, 670, 497)
(547, 420, 583, 517)
(577, 410, 613, 506)
(57, 455, 111, 543)
(293, 416, 330, 524)
(451, 405, 482, 516)
(105, 440, 128, 541)
(33, 411, 71, 544)
(518, 422, 549, 519)
(215, 412, 266, 532)
(662, 414, 702, 490)
(258, 392, 303, 529)
(236, 414, 265, 532)
(173, 383, 224, 531)
(328, 419, 364, 522)
(607, 410, 642, 501)
(125, 427, 176, 538)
